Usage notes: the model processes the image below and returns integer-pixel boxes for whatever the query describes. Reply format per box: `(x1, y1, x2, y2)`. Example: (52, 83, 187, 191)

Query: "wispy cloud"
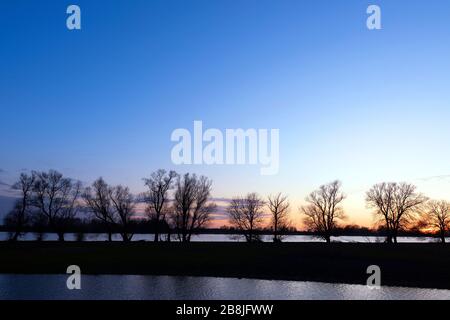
(417, 175, 450, 182)
(0, 181, 18, 197)
(0, 180, 10, 187)
(210, 197, 233, 203)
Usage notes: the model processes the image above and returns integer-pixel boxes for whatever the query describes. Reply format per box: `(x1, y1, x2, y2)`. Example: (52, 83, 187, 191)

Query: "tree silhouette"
(172, 173, 215, 242)
(301, 180, 345, 243)
(228, 193, 265, 242)
(425, 200, 450, 243)
(31, 170, 81, 241)
(109, 185, 136, 242)
(267, 193, 290, 242)
(82, 177, 115, 241)
(143, 170, 177, 242)
(3, 173, 35, 241)
(366, 182, 427, 243)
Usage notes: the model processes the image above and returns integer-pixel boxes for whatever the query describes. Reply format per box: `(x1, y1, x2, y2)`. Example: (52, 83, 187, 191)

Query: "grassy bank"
(1, 242, 449, 290)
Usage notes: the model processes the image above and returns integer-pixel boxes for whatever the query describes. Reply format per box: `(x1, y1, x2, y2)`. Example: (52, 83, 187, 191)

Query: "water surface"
(0, 232, 445, 243)
(0, 275, 449, 300)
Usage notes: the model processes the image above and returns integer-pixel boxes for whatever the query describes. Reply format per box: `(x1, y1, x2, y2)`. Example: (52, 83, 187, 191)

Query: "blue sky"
(1, 0, 450, 226)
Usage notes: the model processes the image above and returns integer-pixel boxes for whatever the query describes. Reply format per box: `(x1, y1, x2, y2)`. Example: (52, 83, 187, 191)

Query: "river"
(0, 232, 446, 243)
(0, 275, 449, 300)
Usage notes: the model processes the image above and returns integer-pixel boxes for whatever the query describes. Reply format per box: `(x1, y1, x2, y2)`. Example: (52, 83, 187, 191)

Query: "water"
(0, 274, 448, 300)
(0, 232, 445, 243)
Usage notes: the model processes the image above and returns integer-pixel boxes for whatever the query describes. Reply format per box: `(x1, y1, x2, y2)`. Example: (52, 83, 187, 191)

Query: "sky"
(1, 0, 450, 228)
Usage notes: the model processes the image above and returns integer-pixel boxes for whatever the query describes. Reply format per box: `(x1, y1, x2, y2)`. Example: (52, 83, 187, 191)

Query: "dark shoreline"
(1, 242, 449, 290)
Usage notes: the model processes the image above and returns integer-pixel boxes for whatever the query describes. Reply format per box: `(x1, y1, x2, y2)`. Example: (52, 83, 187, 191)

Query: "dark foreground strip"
(1, 242, 450, 289)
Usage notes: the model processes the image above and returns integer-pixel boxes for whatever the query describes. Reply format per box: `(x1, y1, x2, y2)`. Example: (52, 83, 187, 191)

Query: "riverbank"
(1, 242, 449, 290)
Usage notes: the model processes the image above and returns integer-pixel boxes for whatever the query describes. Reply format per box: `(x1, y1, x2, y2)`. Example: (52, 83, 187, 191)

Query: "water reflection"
(0, 232, 446, 243)
(0, 275, 449, 300)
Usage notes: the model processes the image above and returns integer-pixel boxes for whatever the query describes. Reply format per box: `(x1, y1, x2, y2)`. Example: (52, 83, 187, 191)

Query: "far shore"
(1, 242, 449, 290)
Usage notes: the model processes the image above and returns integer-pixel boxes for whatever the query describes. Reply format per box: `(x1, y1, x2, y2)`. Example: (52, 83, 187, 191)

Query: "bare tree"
(4, 203, 29, 241)
(30, 210, 48, 241)
(228, 193, 265, 243)
(143, 170, 177, 242)
(301, 180, 345, 243)
(109, 185, 135, 242)
(425, 200, 450, 243)
(172, 173, 215, 242)
(3, 173, 35, 241)
(366, 182, 396, 243)
(56, 180, 82, 237)
(267, 193, 290, 242)
(31, 170, 81, 241)
(366, 182, 428, 243)
(82, 177, 115, 241)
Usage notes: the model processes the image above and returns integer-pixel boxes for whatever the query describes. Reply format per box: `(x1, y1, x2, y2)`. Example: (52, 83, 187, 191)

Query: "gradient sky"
(1, 0, 450, 228)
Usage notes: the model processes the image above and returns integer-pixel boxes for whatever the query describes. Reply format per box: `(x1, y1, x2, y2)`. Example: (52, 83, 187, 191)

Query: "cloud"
(0, 180, 10, 187)
(417, 175, 450, 182)
(210, 197, 233, 203)
(0, 180, 19, 197)
(0, 195, 18, 219)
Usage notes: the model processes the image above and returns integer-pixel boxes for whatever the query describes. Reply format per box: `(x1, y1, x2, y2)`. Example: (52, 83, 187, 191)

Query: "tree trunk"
(273, 226, 278, 243)
(393, 230, 398, 244)
(106, 224, 113, 241)
(385, 235, 393, 243)
(154, 219, 160, 242)
(11, 231, 20, 241)
(121, 233, 131, 242)
(36, 233, 44, 241)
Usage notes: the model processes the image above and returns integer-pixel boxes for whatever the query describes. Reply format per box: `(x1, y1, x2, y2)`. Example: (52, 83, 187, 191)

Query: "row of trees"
(3, 170, 450, 243)
(4, 170, 215, 242)
(226, 180, 449, 243)
(301, 180, 449, 244)
(228, 192, 291, 243)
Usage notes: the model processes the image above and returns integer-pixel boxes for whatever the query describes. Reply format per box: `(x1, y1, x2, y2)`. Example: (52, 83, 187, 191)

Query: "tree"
(301, 180, 345, 243)
(31, 170, 81, 241)
(143, 170, 177, 242)
(267, 193, 290, 242)
(425, 200, 450, 243)
(228, 193, 265, 242)
(4, 203, 29, 241)
(30, 210, 48, 241)
(109, 185, 135, 242)
(82, 177, 115, 241)
(366, 182, 427, 243)
(3, 173, 35, 241)
(172, 173, 215, 242)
